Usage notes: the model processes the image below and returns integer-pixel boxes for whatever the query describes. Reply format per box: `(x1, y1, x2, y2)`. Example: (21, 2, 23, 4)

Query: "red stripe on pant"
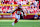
(14, 18, 18, 23)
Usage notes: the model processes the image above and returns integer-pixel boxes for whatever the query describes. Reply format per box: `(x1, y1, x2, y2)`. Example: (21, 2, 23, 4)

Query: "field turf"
(0, 20, 40, 27)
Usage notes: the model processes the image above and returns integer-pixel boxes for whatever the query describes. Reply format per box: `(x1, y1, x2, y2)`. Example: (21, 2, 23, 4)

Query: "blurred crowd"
(0, 0, 39, 14)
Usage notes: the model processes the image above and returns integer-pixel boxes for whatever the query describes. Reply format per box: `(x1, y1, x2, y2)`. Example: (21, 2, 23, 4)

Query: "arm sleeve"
(12, 9, 16, 14)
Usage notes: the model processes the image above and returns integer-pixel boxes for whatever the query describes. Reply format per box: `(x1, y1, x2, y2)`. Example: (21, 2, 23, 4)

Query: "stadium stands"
(0, 0, 39, 19)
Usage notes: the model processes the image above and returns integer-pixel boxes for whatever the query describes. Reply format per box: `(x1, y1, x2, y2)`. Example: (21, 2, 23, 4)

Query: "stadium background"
(0, 0, 40, 27)
(0, 0, 40, 20)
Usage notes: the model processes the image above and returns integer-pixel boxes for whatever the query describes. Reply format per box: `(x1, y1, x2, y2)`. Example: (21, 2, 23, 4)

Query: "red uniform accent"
(15, 9, 22, 15)
(12, 9, 22, 19)
(14, 19, 18, 23)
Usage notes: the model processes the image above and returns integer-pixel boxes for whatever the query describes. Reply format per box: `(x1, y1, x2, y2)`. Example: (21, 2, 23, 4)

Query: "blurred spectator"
(17, 1, 21, 5)
(39, 9, 40, 14)
(34, 7, 38, 14)
(39, 16, 40, 19)
(14, 0, 17, 4)
(0, 0, 39, 14)
(31, 5, 35, 9)
(27, 6, 30, 14)
(34, 14, 38, 20)
(9, 0, 13, 4)
(22, 1, 26, 5)
(33, 0, 37, 7)
(30, 9, 34, 14)
(4, 0, 9, 4)
(1, 0, 4, 4)
(30, 0, 38, 8)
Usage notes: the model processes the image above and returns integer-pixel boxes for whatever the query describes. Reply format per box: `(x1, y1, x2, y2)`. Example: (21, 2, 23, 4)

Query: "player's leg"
(12, 18, 18, 26)
(14, 18, 18, 23)
(12, 13, 20, 26)
(14, 13, 20, 23)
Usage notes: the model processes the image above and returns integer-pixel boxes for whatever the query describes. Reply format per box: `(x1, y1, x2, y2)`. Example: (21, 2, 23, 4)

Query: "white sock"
(12, 22, 14, 26)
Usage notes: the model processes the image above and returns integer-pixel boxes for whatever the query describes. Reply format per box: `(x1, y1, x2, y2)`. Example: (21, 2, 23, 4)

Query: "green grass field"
(0, 20, 40, 27)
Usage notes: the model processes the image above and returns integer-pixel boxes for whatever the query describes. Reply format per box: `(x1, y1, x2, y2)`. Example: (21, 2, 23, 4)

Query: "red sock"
(14, 18, 18, 23)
